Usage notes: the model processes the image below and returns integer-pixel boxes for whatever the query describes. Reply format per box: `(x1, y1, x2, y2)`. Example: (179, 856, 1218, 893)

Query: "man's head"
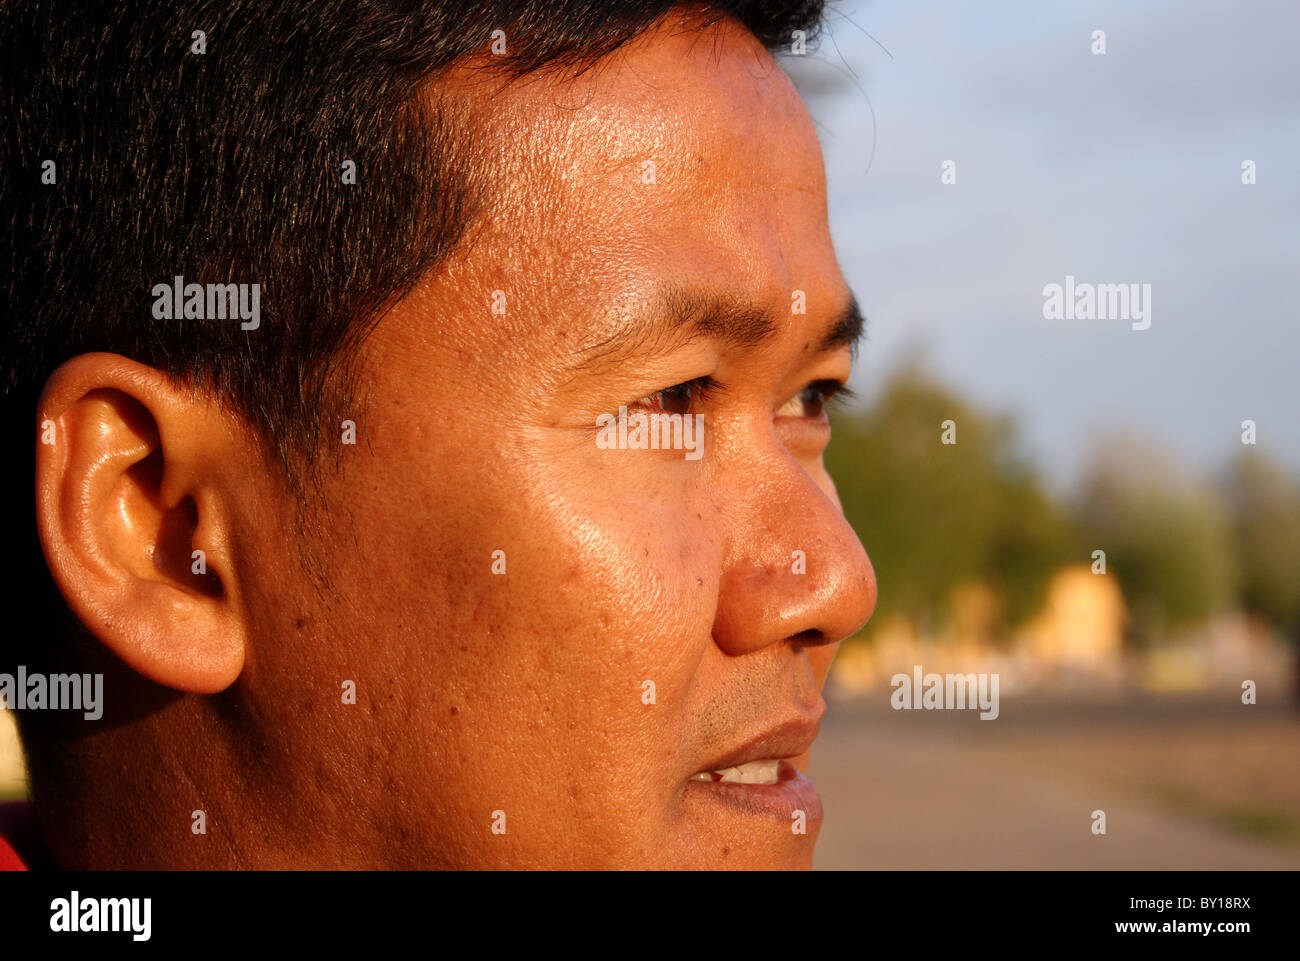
(3, 1, 875, 868)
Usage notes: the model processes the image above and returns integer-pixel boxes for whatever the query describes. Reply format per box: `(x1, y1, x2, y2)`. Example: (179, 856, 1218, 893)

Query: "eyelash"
(780, 379, 856, 419)
(634, 376, 720, 415)
(634, 377, 855, 418)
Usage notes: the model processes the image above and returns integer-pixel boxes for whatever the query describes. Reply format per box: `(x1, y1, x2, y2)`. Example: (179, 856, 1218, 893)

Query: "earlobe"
(34, 353, 247, 693)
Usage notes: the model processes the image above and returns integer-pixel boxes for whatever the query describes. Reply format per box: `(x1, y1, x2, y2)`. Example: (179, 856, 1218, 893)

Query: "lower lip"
(685, 760, 823, 823)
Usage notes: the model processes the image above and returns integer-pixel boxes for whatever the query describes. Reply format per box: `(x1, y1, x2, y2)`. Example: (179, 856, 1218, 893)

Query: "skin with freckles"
(31, 14, 876, 869)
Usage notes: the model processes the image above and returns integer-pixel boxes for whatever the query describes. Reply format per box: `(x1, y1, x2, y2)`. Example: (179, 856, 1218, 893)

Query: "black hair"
(0, 0, 825, 661)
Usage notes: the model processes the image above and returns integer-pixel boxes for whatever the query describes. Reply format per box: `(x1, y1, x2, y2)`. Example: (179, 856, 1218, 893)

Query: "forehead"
(411, 15, 842, 363)
(476, 18, 827, 238)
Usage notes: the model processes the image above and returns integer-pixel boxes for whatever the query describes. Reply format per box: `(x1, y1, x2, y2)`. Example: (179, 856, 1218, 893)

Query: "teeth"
(719, 760, 780, 784)
(691, 759, 781, 785)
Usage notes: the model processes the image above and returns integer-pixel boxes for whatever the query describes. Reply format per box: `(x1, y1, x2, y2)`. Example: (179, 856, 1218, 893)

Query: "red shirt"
(0, 802, 31, 870)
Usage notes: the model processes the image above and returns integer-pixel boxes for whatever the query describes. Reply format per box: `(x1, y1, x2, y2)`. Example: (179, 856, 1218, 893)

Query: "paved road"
(810, 697, 1300, 870)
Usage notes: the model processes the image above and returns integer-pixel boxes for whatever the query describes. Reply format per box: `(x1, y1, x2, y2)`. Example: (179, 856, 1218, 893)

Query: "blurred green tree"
(825, 361, 1073, 640)
(825, 361, 1299, 662)
(1073, 436, 1237, 643)
(1222, 450, 1300, 641)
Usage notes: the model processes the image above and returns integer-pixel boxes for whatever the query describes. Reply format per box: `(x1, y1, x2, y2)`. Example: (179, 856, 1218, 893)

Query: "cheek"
(528, 481, 723, 705)
(330, 437, 727, 860)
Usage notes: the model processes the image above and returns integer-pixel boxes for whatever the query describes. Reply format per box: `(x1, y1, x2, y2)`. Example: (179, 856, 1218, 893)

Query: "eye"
(635, 376, 717, 416)
(778, 379, 853, 419)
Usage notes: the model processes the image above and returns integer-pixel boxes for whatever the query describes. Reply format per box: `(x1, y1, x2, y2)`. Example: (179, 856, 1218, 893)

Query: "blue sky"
(790, 0, 1299, 490)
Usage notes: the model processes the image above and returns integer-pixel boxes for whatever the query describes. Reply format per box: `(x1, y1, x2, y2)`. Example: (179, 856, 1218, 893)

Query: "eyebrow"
(573, 285, 866, 373)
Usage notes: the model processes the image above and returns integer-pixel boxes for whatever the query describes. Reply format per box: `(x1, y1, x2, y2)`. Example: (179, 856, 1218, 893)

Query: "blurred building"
(830, 563, 1294, 699)
(1017, 565, 1126, 686)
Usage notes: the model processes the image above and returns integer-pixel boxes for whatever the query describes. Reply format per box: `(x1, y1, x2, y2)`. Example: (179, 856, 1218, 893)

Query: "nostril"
(790, 628, 825, 650)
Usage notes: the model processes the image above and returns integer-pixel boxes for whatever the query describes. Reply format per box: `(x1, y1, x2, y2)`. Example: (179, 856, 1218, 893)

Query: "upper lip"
(693, 707, 824, 775)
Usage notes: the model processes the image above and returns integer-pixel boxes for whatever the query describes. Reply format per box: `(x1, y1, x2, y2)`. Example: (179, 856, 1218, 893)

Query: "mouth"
(685, 716, 825, 823)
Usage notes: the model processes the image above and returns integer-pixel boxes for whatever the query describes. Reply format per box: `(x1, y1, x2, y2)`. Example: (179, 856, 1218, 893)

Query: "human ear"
(34, 353, 248, 692)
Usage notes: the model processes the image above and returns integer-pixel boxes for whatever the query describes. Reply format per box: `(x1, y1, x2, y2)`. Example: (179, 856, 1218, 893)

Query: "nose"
(711, 457, 877, 657)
